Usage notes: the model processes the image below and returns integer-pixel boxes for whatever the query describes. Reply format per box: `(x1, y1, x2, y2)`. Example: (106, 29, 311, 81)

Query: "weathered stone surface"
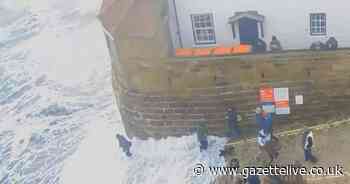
(110, 50, 350, 138)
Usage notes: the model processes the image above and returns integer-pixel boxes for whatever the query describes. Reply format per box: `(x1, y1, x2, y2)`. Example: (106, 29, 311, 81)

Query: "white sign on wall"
(295, 95, 304, 105)
(274, 88, 290, 115)
(275, 107, 290, 115)
(274, 88, 289, 102)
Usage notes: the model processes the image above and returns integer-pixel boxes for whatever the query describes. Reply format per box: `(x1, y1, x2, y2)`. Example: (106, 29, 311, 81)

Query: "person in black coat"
(226, 108, 240, 139)
(269, 36, 283, 52)
(197, 123, 209, 152)
(252, 38, 267, 53)
(116, 134, 132, 157)
(326, 37, 338, 50)
(302, 130, 316, 162)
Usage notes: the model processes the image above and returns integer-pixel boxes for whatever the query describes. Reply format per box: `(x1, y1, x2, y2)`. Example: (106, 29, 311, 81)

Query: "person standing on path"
(197, 123, 209, 152)
(225, 108, 241, 139)
(302, 130, 317, 163)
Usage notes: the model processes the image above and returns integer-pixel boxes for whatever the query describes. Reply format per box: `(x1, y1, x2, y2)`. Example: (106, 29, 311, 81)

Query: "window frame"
(310, 13, 327, 36)
(260, 22, 264, 38)
(191, 13, 216, 45)
(232, 24, 236, 39)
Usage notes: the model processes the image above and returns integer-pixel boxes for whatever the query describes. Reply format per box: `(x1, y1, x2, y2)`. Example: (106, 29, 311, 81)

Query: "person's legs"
(261, 143, 274, 165)
(200, 139, 208, 151)
(126, 150, 132, 157)
(304, 149, 311, 161)
(230, 125, 240, 139)
(304, 149, 308, 161)
(247, 174, 261, 184)
(121, 147, 130, 157)
(121, 144, 132, 157)
(309, 149, 317, 163)
(271, 138, 281, 160)
(228, 120, 239, 138)
(271, 133, 278, 142)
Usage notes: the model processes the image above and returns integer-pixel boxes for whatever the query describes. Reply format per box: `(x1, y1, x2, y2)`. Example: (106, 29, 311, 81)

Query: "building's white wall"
(172, 0, 350, 50)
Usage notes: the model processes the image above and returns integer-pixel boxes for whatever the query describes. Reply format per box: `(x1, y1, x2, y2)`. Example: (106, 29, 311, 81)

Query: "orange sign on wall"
(260, 87, 274, 102)
(275, 101, 289, 108)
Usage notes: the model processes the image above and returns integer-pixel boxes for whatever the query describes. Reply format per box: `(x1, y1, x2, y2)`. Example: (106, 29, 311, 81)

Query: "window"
(191, 13, 216, 44)
(310, 13, 326, 35)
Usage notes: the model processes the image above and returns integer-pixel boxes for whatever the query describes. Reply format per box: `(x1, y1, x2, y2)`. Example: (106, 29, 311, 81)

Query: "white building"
(168, 0, 350, 50)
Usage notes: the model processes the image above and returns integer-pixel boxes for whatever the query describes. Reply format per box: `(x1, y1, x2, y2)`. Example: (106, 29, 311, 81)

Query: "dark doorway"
(238, 17, 259, 44)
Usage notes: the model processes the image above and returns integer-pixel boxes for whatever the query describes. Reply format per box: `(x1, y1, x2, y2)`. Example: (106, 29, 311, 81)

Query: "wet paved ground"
(224, 120, 350, 183)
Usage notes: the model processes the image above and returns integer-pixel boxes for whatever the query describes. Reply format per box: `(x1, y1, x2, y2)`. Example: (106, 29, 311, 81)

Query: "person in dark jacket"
(197, 123, 209, 152)
(302, 130, 316, 162)
(326, 37, 338, 50)
(269, 36, 283, 52)
(225, 108, 240, 139)
(252, 38, 267, 53)
(116, 134, 132, 157)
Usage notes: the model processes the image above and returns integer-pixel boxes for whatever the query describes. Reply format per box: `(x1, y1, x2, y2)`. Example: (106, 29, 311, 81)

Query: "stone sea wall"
(112, 50, 350, 138)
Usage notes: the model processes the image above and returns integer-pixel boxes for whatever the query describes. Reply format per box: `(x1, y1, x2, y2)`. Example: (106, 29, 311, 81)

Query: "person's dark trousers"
(247, 175, 260, 184)
(304, 148, 312, 161)
(125, 150, 132, 157)
(200, 139, 208, 152)
(232, 128, 240, 139)
(123, 147, 132, 157)
(228, 124, 240, 139)
(228, 118, 240, 139)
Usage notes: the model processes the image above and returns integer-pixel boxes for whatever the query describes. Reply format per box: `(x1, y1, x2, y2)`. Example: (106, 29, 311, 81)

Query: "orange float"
(212, 46, 233, 56)
(175, 48, 193, 57)
(233, 44, 252, 54)
(193, 48, 213, 57)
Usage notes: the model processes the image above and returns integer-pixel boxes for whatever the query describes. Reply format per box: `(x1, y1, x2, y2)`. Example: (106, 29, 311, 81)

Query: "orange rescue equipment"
(233, 44, 252, 54)
(193, 48, 213, 57)
(175, 48, 193, 57)
(212, 46, 233, 56)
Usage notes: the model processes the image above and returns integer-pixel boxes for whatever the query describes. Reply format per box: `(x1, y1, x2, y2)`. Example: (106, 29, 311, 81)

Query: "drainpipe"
(172, 0, 183, 48)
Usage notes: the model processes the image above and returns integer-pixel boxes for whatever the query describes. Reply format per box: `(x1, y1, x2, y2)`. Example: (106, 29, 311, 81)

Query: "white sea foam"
(0, 1, 227, 184)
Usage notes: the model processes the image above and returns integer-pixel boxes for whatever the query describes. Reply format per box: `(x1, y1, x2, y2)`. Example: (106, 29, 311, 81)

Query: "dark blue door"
(239, 18, 259, 45)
